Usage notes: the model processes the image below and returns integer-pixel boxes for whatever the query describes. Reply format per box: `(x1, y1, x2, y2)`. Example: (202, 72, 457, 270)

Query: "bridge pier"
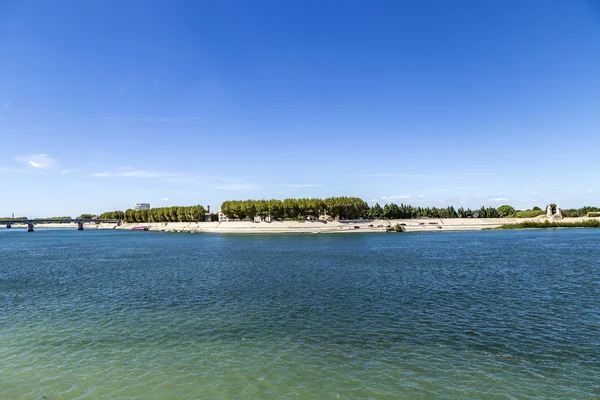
(77, 222, 84, 231)
(6, 223, 11, 229)
(27, 223, 34, 232)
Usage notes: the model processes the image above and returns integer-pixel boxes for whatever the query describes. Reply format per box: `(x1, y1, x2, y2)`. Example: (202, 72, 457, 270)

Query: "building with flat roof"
(218, 208, 229, 222)
(135, 203, 150, 210)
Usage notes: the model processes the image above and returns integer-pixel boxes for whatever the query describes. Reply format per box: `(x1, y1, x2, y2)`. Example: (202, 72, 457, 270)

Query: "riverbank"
(114, 216, 600, 234)
(498, 219, 600, 229)
(116, 220, 388, 234)
(5, 217, 599, 233)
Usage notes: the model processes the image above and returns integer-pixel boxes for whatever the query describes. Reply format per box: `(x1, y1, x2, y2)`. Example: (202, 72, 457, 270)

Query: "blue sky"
(1, 0, 600, 217)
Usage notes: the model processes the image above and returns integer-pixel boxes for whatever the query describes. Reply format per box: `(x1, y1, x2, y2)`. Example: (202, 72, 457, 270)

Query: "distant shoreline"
(0, 217, 600, 234)
(5, 217, 599, 234)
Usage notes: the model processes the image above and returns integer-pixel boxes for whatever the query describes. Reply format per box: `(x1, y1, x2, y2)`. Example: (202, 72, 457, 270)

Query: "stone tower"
(546, 204, 563, 221)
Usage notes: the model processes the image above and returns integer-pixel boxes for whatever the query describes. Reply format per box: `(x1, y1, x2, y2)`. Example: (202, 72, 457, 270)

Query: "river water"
(1, 228, 598, 399)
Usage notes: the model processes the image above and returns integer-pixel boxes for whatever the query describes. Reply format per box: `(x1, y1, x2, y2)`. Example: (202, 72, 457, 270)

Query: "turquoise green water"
(1, 229, 599, 399)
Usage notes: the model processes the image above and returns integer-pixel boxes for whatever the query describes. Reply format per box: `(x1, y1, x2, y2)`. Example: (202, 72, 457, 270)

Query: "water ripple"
(1, 229, 599, 398)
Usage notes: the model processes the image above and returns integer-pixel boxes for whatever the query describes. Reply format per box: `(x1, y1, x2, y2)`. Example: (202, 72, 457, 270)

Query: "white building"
(218, 208, 271, 223)
(218, 208, 229, 222)
(254, 214, 272, 223)
(135, 203, 151, 210)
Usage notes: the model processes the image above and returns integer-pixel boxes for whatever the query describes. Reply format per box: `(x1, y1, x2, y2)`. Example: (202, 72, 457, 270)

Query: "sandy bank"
(120, 216, 600, 234)
(5, 217, 598, 233)
(390, 216, 600, 231)
(113, 216, 599, 234)
(116, 220, 388, 234)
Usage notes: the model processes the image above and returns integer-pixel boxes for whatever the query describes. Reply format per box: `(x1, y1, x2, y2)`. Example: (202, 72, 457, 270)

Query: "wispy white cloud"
(269, 183, 324, 188)
(280, 150, 306, 157)
(382, 195, 413, 201)
(373, 194, 425, 203)
(91, 168, 219, 184)
(359, 173, 447, 179)
(60, 169, 77, 175)
(160, 197, 169, 201)
(163, 176, 197, 183)
(92, 170, 180, 179)
(135, 117, 176, 123)
(83, 162, 119, 168)
(413, 195, 512, 207)
(91, 170, 197, 183)
(0, 166, 38, 174)
(214, 183, 261, 191)
(15, 154, 57, 169)
(99, 116, 177, 123)
(117, 85, 128, 98)
(584, 189, 595, 193)
(0, 102, 28, 118)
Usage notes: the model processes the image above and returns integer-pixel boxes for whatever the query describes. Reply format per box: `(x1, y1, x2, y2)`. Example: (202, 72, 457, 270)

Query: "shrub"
(498, 220, 600, 229)
(512, 210, 544, 218)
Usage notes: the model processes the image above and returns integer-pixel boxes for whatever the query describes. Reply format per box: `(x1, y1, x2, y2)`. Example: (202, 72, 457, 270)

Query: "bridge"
(2, 219, 122, 232)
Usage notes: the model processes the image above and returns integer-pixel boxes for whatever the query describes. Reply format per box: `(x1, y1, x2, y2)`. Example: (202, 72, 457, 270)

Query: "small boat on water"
(133, 226, 149, 231)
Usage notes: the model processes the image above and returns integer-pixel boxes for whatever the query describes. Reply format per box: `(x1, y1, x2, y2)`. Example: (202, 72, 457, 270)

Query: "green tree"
(283, 198, 299, 219)
(256, 200, 269, 220)
(268, 199, 284, 219)
(497, 205, 516, 218)
(370, 203, 384, 219)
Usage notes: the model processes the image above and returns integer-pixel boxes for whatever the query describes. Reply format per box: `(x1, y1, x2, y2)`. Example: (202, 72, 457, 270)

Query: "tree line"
(220, 197, 368, 220)
(99, 211, 125, 220)
(366, 204, 600, 219)
(100, 206, 208, 223)
(365, 203, 510, 219)
(501, 205, 600, 218)
(220, 200, 535, 220)
(562, 206, 600, 217)
(95, 202, 600, 224)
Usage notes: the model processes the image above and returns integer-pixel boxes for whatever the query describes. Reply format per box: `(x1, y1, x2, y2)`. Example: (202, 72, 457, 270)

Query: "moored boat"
(133, 226, 149, 231)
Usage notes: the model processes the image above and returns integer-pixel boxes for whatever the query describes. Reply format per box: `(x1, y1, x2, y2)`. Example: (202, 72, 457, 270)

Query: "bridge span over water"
(2, 219, 121, 232)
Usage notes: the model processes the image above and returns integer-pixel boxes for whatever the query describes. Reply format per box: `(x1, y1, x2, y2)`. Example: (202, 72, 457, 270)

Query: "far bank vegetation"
(220, 197, 367, 221)
(101, 206, 209, 223)
(95, 202, 600, 223)
(498, 220, 600, 229)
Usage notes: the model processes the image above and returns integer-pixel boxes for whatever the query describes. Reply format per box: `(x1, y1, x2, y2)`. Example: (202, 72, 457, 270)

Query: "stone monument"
(546, 204, 563, 221)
